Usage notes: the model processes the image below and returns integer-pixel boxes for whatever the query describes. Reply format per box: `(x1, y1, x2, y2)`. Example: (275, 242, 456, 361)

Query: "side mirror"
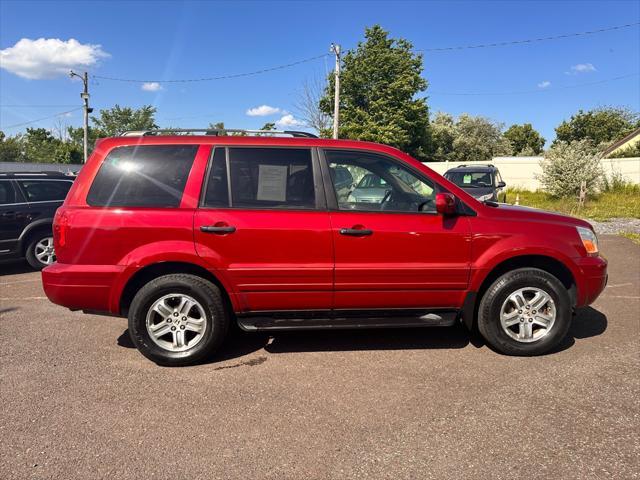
(436, 192, 457, 216)
(497, 181, 506, 188)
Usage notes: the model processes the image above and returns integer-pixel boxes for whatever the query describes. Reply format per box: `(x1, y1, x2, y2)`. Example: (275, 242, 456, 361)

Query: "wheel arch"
(118, 262, 236, 318)
(19, 219, 53, 254)
(463, 254, 577, 330)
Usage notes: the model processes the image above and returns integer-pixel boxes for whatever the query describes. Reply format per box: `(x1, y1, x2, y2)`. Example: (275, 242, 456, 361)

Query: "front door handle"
(339, 227, 373, 237)
(200, 225, 236, 234)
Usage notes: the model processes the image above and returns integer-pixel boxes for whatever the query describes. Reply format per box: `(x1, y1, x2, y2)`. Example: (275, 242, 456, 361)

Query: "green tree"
(554, 107, 640, 148)
(319, 25, 431, 160)
(92, 104, 158, 137)
(429, 112, 456, 162)
(0, 131, 25, 162)
(68, 104, 158, 155)
(430, 113, 512, 162)
(538, 140, 602, 198)
(503, 123, 545, 156)
(22, 128, 60, 163)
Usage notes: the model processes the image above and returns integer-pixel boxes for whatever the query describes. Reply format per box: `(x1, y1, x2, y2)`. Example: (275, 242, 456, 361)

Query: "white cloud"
(537, 80, 551, 89)
(142, 82, 162, 92)
(567, 63, 596, 75)
(275, 113, 304, 128)
(246, 105, 280, 116)
(0, 38, 109, 79)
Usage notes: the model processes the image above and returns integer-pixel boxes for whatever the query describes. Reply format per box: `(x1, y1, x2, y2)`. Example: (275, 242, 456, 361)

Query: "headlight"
(577, 226, 599, 255)
(477, 193, 494, 202)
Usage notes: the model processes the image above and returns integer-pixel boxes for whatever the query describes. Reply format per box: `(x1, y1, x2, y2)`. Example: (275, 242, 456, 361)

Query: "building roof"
(602, 127, 640, 157)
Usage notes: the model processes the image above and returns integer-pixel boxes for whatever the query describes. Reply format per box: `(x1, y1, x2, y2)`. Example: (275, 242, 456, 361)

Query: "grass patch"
(507, 186, 640, 221)
(620, 232, 640, 245)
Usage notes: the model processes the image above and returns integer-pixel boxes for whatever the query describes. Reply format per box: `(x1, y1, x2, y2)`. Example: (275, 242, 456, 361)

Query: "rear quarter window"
(87, 145, 198, 207)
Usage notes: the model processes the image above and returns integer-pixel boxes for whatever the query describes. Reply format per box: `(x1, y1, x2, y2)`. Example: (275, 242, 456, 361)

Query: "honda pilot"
(42, 129, 607, 366)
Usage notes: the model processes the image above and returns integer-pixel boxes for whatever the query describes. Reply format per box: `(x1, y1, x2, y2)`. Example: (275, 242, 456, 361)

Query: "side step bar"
(237, 311, 457, 332)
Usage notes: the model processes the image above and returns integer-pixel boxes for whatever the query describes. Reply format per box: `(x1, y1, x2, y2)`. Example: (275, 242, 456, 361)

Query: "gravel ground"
(588, 217, 640, 234)
(1, 235, 639, 480)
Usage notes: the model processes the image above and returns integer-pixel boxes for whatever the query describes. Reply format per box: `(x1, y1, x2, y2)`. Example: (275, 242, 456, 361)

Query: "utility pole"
(69, 71, 93, 163)
(330, 43, 341, 139)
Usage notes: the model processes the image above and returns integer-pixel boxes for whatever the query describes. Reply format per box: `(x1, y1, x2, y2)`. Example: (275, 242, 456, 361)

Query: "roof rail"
(0, 170, 75, 177)
(119, 129, 318, 138)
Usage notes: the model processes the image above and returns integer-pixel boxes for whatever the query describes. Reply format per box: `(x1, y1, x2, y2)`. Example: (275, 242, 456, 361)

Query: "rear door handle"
(200, 225, 236, 234)
(339, 227, 373, 236)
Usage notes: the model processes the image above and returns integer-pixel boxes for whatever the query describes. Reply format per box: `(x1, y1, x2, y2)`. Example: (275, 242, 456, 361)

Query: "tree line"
(1, 25, 638, 164)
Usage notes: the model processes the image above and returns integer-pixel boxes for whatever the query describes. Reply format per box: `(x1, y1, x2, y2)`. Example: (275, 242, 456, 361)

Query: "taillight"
(53, 209, 69, 249)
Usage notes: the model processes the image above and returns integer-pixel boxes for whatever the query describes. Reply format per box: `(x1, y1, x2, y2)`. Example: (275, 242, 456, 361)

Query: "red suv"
(42, 129, 607, 366)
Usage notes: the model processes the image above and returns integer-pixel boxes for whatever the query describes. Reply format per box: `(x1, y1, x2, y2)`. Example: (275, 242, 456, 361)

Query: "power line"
(89, 23, 638, 84)
(0, 107, 83, 130)
(92, 53, 329, 83)
(0, 104, 80, 108)
(429, 73, 639, 96)
(419, 22, 639, 52)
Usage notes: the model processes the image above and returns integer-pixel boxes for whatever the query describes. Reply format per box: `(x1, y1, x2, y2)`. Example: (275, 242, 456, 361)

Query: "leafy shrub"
(538, 140, 603, 198)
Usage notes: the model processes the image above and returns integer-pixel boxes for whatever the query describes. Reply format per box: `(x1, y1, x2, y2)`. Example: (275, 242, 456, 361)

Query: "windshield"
(356, 173, 387, 189)
(445, 170, 493, 188)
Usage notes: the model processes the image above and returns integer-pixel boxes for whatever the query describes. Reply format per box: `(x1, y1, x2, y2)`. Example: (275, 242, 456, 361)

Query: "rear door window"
(202, 147, 316, 209)
(87, 145, 198, 207)
(17, 180, 73, 202)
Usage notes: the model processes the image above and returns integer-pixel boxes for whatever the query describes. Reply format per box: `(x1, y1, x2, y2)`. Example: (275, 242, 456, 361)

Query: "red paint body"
(42, 136, 607, 319)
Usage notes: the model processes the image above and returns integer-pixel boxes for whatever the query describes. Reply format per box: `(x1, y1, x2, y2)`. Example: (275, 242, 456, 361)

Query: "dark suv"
(0, 171, 75, 270)
(444, 164, 507, 203)
(42, 129, 606, 366)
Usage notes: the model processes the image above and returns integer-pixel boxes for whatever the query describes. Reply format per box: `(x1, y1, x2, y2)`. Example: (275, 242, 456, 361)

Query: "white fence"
(423, 156, 640, 191)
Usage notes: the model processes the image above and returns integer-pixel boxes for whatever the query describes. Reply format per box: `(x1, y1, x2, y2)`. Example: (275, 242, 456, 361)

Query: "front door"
(322, 149, 472, 310)
(194, 146, 333, 313)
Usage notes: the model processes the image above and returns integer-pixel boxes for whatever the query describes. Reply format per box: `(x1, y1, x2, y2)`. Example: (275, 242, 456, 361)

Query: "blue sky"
(1, 0, 639, 146)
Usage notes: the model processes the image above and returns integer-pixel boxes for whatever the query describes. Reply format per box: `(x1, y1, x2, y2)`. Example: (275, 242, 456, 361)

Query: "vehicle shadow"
(0, 260, 34, 276)
(117, 307, 606, 365)
(117, 327, 271, 363)
(550, 306, 608, 353)
(264, 322, 470, 354)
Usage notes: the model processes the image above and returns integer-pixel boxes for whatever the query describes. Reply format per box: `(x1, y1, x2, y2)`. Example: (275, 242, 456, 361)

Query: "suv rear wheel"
(478, 268, 571, 356)
(128, 274, 229, 366)
(25, 233, 56, 270)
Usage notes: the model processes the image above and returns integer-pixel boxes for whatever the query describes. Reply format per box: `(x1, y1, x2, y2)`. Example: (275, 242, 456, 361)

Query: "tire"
(25, 233, 56, 270)
(128, 274, 229, 366)
(477, 268, 571, 356)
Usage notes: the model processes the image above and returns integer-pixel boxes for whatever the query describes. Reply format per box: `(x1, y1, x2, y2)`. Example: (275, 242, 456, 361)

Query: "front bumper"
(575, 255, 608, 306)
(42, 262, 125, 312)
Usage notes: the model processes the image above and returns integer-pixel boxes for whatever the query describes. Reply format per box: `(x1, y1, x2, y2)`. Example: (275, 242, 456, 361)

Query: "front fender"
(469, 232, 581, 293)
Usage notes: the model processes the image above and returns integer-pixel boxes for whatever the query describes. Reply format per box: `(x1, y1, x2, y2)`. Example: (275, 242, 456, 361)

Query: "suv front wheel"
(478, 268, 571, 356)
(128, 274, 229, 366)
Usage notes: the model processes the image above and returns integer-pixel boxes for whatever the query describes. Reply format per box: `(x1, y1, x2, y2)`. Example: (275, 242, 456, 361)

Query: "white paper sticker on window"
(257, 164, 288, 202)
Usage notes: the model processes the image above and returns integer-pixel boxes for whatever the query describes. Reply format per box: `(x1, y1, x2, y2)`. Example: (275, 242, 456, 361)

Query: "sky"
(1, 0, 639, 146)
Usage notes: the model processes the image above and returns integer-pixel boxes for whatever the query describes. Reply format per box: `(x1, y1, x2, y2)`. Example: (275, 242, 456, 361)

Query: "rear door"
(194, 146, 333, 313)
(321, 149, 472, 310)
(0, 180, 30, 255)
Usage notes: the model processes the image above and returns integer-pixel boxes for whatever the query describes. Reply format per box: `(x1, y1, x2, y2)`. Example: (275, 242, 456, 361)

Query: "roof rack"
(454, 164, 495, 168)
(0, 171, 76, 177)
(119, 129, 318, 138)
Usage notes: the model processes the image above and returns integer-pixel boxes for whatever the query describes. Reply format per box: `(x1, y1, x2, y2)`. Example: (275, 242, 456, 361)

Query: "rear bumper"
(42, 263, 125, 313)
(575, 255, 608, 306)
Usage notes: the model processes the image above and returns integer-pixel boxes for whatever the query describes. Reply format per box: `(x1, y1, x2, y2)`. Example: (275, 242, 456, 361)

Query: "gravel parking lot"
(1, 235, 638, 480)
